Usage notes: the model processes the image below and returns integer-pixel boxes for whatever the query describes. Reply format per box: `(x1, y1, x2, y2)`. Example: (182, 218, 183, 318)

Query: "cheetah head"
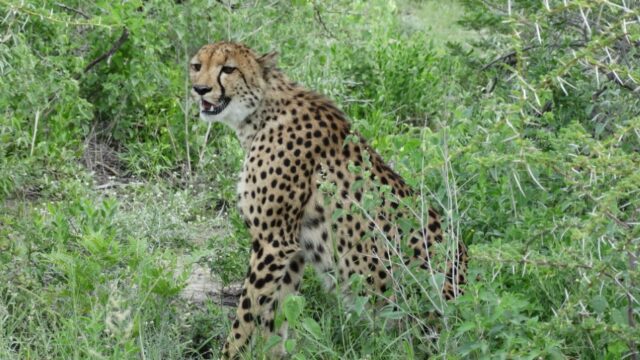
(189, 42, 277, 126)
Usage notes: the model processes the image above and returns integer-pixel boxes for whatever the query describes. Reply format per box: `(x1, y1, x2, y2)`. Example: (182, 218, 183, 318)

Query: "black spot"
(242, 298, 251, 309)
(259, 296, 270, 305)
(283, 272, 292, 284)
(303, 216, 322, 228)
(293, 259, 303, 273)
(264, 254, 275, 265)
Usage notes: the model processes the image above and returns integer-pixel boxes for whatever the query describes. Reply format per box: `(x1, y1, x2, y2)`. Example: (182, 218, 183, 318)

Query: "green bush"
(0, 0, 638, 359)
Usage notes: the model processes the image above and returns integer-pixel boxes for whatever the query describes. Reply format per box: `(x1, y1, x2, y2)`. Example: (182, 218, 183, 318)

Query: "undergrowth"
(0, 0, 638, 359)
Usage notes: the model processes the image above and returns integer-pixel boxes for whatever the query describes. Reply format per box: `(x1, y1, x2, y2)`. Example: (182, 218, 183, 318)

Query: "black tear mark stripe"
(237, 69, 250, 88)
(216, 54, 229, 98)
(217, 70, 226, 98)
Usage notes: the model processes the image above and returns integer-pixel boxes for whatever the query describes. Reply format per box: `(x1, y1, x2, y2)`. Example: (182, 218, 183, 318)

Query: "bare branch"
(605, 70, 640, 92)
(215, 0, 239, 10)
(55, 2, 90, 19)
(84, 27, 129, 74)
(313, 3, 336, 39)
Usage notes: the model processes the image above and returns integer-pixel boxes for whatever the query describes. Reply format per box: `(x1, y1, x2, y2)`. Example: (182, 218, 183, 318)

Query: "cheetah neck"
(235, 69, 298, 151)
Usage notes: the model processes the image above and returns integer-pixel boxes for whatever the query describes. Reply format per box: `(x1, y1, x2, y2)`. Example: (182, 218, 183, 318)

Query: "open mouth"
(201, 96, 231, 115)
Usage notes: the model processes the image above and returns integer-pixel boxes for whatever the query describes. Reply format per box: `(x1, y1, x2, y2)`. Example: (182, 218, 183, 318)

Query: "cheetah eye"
(221, 66, 236, 74)
(191, 63, 201, 72)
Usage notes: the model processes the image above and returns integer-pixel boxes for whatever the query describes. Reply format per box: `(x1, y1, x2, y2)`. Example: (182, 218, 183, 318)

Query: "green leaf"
(302, 318, 322, 340)
(264, 334, 282, 353)
(351, 295, 368, 316)
(456, 321, 476, 336)
(380, 309, 404, 320)
(606, 341, 629, 358)
(402, 339, 415, 360)
(589, 295, 608, 315)
(284, 338, 297, 353)
(283, 295, 305, 326)
(610, 308, 627, 325)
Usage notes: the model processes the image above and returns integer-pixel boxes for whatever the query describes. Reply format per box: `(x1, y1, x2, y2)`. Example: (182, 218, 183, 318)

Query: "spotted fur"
(189, 42, 468, 359)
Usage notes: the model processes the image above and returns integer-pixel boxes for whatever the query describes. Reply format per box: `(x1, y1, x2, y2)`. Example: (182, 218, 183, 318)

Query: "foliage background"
(0, 0, 638, 358)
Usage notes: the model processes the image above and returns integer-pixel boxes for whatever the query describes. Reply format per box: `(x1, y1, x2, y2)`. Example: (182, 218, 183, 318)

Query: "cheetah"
(188, 42, 468, 359)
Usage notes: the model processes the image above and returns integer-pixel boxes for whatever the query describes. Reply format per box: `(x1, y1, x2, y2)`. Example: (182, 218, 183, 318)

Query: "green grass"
(397, 0, 479, 48)
(1, 0, 639, 359)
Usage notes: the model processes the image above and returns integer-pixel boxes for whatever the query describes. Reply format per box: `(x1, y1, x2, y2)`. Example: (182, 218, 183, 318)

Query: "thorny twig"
(628, 245, 639, 360)
(481, 41, 586, 71)
(606, 210, 640, 360)
(473, 254, 639, 305)
(481, 44, 539, 71)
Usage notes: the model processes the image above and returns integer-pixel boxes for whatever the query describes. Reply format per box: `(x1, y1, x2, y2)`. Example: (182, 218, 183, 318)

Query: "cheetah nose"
(193, 85, 212, 96)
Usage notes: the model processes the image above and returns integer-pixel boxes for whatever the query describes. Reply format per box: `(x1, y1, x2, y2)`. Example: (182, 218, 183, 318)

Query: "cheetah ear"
(257, 51, 278, 71)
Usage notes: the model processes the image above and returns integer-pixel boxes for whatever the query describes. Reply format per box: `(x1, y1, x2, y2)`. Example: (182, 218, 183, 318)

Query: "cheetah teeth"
(201, 97, 231, 115)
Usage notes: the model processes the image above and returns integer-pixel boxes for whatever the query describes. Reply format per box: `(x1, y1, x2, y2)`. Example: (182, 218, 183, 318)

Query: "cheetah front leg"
(221, 238, 305, 359)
